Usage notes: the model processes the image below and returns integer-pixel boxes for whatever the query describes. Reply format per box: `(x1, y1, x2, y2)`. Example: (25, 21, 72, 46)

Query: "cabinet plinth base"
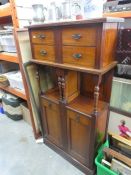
(44, 138, 95, 175)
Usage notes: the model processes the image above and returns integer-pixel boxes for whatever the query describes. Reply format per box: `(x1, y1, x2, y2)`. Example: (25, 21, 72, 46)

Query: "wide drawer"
(62, 27, 97, 46)
(31, 30, 54, 44)
(33, 45, 55, 62)
(63, 46, 96, 68)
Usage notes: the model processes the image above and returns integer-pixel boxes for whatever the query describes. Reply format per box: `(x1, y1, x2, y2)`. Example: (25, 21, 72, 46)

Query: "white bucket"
(84, 0, 105, 19)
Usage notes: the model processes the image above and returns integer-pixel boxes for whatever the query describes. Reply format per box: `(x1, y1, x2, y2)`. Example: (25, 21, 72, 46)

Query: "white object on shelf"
(84, 0, 104, 18)
(4, 71, 25, 92)
(16, 6, 33, 20)
(0, 30, 16, 53)
(70, 0, 84, 20)
(18, 19, 32, 28)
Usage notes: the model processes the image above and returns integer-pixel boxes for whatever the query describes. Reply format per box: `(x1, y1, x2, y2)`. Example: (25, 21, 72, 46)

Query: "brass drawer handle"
(75, 115, 80, 123)
(72, 34, 82, 40)
(37, 34, 46, 39)
(33, 34, 46, 39)
(73, 53, 82, 59)
(40, 50, 47, 56)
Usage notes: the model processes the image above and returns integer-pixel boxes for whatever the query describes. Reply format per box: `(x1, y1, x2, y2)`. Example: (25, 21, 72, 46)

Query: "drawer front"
(31, 30, 54, 44)
(33, 45, 55, 61)
(62, 27, 97, 46)
(63, 46, 96, 68)
(67, 109, 91, 165)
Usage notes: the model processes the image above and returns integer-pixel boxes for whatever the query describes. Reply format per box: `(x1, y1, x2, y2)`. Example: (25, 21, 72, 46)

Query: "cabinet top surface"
(28, 17, 124, 29)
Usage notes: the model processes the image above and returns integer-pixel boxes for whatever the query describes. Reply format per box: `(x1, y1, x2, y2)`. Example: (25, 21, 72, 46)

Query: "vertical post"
(93, 75, 102, 115)
(58, 76, 63, 100)
(61, 77, 66, 101)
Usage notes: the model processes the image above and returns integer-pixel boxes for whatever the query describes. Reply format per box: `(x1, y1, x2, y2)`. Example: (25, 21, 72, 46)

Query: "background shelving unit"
(104, 11, 131, 18)
(104, 11, 131, 119)
(0, 1, 22, 98)
(0, 1, 38, 139)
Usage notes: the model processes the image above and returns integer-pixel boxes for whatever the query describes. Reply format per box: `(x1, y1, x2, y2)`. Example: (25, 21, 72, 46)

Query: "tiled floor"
(0, 115, 85, 175)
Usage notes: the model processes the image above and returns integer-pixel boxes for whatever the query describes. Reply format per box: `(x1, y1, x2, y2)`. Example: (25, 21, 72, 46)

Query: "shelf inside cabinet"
(0, 52, 19, 63)
(0, 85, 26, 100)
(104, 11, 131, 18)
(0, 3, 12, 18)
(41, 89, 59, 102)
(66, 95, 108, 116)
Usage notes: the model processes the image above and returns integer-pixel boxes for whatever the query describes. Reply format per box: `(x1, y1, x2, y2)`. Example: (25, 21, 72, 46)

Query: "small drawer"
(63, 46, 96, 68)
(31, 30, 54, 44)
(33, 45, 55, 62)
(62, 27, 97, 46)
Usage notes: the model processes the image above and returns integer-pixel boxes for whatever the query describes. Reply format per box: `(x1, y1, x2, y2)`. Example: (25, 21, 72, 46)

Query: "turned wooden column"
(93, 75, 102, 115)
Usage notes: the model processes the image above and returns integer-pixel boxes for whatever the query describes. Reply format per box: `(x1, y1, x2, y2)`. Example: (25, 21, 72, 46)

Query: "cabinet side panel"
(101, 23, 118, 67)
(95, 107, 109, 148)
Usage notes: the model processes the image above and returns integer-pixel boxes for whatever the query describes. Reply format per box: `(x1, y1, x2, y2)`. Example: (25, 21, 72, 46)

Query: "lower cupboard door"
(67, 109, 92, 166)
(42, 99, 63, 148)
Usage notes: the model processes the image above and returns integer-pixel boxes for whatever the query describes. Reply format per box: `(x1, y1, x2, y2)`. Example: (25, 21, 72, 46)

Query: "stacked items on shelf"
(0, 26, 16, 53)
(15, 0, 33, 28)
(14, 0, 106, 27)
(2, 92, 31, 123)
(95, 134, 131, 175)
(3, 71, 25, 92)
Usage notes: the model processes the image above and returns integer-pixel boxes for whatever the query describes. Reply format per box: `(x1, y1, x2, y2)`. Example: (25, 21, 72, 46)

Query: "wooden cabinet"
(28, 18, 123, 175)
(30, 30, 54, 44)
(33, 45, 55, 61)
(62, 27, 97, 46)
(67, 109, 91, 166)
(63, 46, 96, 67)
(56, 69, 80, 102)
(41, 97, 63, 148)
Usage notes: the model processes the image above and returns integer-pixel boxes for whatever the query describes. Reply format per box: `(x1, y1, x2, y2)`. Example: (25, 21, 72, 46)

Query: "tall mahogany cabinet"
(28, 18, 123, 175)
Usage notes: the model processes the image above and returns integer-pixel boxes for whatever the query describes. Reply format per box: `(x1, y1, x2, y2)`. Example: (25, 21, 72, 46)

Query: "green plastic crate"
(95, 140, 118, 175)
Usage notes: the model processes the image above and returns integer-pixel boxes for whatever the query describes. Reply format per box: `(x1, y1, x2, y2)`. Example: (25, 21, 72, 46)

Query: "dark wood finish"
(55, 69, 80, 103)
(101, 23, 118, 68)
(62, 26, 97, 46)
(63, 46, 96, 68)
(41, 97, 63, 148)
(30, 30, 54, 44)
(33, 45, 55, 62)
(66, 95, 108, 115)
(54, 28, 62, 63)
(67, 109, 91, 166)
(31, 59, 117, 75)
(29, 18, 123, 70)
(28, 18, 122, 174)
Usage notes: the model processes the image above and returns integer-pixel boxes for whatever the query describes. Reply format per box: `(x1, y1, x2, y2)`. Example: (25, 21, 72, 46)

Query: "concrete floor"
(0, 114, 84, 175)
